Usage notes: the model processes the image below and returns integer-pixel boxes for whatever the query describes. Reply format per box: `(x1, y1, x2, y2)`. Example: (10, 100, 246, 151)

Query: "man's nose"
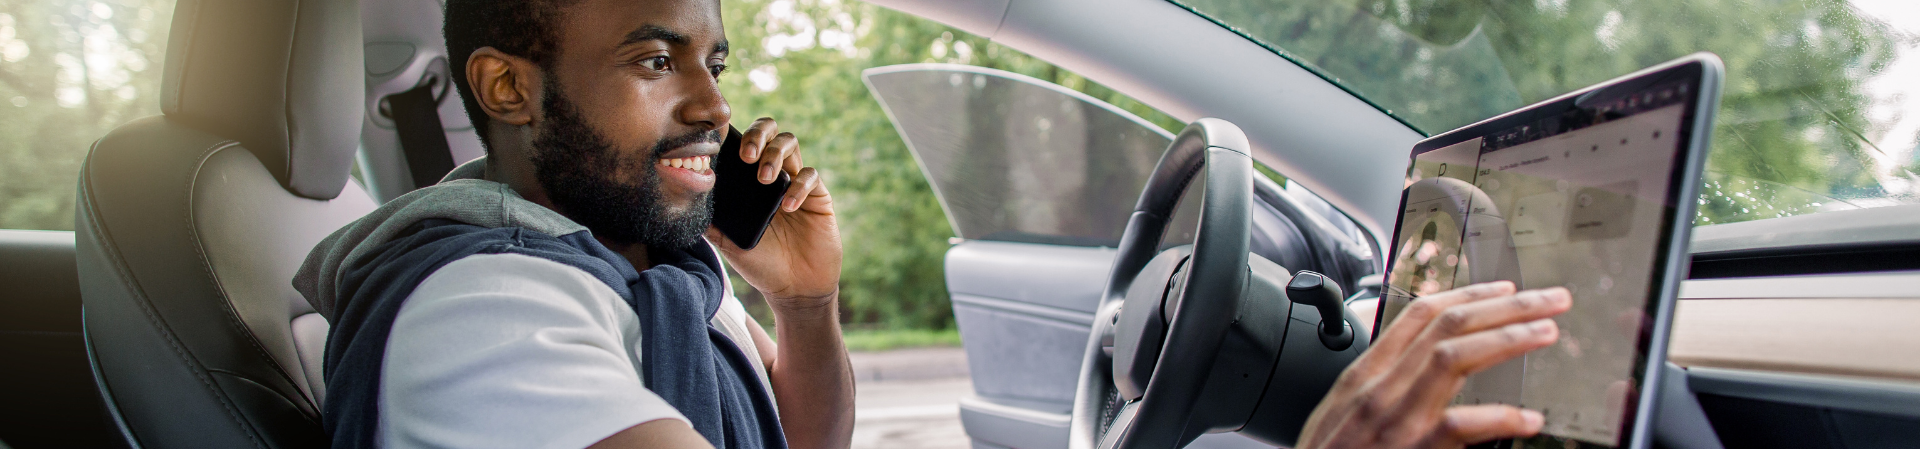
(677, 71, 731, 130)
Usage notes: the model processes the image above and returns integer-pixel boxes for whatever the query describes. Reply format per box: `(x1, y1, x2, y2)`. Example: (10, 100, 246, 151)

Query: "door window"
(0, 0, 176, 230)
(864, 64, 1186, 247)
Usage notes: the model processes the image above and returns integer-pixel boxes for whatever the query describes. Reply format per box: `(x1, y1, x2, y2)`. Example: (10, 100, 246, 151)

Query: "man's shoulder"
(403, 252, 635, 325)
(379, 254, 685, 449)
(295, 171, 588, 319)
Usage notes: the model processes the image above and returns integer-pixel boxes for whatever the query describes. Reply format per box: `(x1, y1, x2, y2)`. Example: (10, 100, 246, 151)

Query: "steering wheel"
(1067, 119, 1370, 449)
(1068, 118, 1254, 448)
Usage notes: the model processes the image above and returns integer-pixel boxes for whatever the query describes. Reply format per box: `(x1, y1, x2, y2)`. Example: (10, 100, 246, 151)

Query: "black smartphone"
(710, 126, 791, 250)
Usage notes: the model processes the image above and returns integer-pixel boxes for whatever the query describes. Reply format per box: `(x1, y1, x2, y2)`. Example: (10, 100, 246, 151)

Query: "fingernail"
(1530, 319, 1556, 334)
(761, 165, 776, 183)
(1522, 410, 1544, 427)
(783, 197, 799, 211)
(1483, 281, 1514, 293)
(743, 144, 760, 161)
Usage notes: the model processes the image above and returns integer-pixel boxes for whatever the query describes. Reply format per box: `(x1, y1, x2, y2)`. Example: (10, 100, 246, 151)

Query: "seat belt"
(386, 83, 456, 190)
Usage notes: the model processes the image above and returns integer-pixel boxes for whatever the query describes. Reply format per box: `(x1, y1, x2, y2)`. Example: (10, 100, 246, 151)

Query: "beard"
(529, 80, 718, 250)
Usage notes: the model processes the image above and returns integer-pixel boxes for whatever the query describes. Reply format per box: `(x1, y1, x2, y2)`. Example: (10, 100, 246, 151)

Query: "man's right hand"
(1294, 281, 1572, 449)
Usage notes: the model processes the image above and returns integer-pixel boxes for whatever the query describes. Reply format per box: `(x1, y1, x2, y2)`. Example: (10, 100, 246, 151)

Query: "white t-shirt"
(376, 252, 770, 449)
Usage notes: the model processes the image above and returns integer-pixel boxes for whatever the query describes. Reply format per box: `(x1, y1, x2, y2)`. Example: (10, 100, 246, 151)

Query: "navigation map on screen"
(1380, 83, 1692, 447)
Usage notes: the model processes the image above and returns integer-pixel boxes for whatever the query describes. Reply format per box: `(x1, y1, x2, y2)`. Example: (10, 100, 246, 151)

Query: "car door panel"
(0, 230, 128, 449)
(945, 241, 1109, 447)
(946, 241, 1113, 316)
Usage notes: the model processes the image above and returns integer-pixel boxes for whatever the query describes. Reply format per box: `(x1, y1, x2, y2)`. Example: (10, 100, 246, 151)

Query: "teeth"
(660, 156, 712, 172)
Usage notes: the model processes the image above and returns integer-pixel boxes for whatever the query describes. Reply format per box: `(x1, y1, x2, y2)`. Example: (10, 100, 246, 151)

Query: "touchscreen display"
(1379, 83, 1693, 448)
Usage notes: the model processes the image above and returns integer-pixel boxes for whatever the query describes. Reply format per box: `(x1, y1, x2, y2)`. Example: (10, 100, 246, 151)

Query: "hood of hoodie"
(293, 158, 587, 321)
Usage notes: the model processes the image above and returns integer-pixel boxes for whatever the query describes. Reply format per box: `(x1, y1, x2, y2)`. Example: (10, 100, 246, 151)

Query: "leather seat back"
(73, 0, 372, 446)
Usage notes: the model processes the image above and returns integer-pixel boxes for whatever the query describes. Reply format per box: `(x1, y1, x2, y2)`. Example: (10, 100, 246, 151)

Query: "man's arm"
(747, 294, 855, 449)
(590, 419, 715, 449)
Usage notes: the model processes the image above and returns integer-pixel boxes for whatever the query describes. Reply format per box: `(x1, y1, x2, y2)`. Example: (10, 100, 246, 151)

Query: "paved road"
(850, 347, 972, 449)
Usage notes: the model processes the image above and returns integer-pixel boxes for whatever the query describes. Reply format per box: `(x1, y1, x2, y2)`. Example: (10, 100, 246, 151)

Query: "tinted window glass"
(864, 64, 1182, 247)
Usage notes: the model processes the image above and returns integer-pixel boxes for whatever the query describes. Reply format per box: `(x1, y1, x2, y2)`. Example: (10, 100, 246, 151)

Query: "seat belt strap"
(387, 84, 456, 189)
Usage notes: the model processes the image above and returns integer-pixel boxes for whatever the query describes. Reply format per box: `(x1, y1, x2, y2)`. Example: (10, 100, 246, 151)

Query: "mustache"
(648, 128, 725, 157)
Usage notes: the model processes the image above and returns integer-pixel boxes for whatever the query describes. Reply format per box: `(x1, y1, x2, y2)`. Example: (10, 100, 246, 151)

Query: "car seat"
(71, 0, 374, 446)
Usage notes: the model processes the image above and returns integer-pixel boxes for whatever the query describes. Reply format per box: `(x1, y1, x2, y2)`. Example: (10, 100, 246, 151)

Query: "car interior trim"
(1669, 298, 1920, 382)
(1689, 203, 1920, 255)
(959, 395, 1072, 449)
(0, 230, 131, 448)
(951, 294, 1098, 328)
(1678, 271, 1920, 299)
(944, 241, 1115, 315)
(1687, 244, 1920, 279)
(83, 311, 143, 449)
(1687, 366, 1920, 419)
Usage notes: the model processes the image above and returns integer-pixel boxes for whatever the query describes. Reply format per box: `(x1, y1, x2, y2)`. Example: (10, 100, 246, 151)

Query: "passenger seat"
(72, 0, 373, 446)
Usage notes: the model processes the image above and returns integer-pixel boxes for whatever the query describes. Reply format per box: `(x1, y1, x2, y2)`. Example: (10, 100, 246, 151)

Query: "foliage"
(839, 327, 962, 352)
(0, 0, 172, 230)
(1174, 0, 1916, 225)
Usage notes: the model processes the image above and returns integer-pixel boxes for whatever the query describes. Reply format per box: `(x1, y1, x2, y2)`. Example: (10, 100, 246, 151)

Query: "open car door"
(864, 64, 1379, 449)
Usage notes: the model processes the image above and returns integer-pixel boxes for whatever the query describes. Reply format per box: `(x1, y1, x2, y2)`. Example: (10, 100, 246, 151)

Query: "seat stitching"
(81, 137, 265, 449)
(207, 368, 326, 428)
(184, 143, 325, 418)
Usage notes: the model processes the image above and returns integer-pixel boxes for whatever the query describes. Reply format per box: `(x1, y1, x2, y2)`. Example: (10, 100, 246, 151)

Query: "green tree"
(1175, 0, 1908, 224)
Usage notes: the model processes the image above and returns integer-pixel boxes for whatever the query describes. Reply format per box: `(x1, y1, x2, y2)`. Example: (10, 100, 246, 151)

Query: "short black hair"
(444, 0, 583, 150)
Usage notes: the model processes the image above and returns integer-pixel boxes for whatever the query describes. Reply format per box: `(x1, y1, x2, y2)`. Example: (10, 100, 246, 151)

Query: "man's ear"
(466, 47, 539, 127)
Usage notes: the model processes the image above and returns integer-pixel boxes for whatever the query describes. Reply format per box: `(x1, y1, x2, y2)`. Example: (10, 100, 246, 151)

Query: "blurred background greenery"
(1176, 0, 1920, 224)
(0, 0, 169, 230)
(1, 0, 1915, 335)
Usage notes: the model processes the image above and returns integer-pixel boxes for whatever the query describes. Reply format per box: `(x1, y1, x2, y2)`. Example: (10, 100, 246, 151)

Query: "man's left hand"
(706, 117, 842, 313)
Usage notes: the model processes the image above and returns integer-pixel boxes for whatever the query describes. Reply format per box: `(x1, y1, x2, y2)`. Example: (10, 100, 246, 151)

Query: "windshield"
(1172, 0, 1920, 225)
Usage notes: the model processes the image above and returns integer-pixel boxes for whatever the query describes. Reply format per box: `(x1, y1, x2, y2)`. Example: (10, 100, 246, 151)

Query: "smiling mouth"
(660, 155, 713, 173)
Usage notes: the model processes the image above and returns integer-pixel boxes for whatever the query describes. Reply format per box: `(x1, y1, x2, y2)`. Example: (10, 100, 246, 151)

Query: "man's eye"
(640, 56, 670, 71)
(709, 63, 729, 77)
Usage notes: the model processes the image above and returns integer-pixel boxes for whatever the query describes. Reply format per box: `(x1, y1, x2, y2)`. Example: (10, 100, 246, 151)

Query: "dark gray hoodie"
(293, 159, 782, 449)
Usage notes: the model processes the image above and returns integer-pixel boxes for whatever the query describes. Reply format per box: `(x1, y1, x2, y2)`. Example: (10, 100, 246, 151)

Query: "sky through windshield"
(1172, 0, 1920, 225)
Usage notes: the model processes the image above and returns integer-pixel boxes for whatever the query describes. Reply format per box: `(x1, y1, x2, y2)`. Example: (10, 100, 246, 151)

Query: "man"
(296, 0, 1574, 448)
(297, 0, 847, 447)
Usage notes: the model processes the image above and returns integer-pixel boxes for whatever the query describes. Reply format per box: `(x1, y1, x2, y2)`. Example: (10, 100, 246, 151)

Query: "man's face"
(531, 0, 730, 249)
